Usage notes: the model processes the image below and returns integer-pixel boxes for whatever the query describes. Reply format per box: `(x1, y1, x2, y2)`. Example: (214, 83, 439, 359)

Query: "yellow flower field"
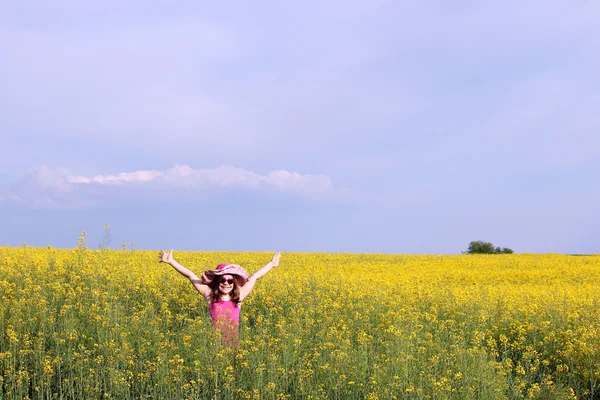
(1, 247, 599, 399)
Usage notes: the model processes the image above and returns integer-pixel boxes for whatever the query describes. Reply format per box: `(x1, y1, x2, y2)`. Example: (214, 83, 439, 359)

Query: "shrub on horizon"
(465, 240, 513, 254)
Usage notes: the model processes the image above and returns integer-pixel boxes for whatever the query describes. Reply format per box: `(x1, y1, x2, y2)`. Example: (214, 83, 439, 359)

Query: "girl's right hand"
(271, 252, 281, 267)
(159, 249, 174, 263)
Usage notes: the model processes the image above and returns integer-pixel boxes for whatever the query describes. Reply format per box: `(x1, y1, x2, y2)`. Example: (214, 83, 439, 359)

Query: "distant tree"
(465, 240, 513, 254)
(466, 240, 496, 254)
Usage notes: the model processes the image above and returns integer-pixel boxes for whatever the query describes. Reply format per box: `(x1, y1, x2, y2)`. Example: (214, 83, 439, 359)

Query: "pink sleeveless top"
(209, 300, 240, 327)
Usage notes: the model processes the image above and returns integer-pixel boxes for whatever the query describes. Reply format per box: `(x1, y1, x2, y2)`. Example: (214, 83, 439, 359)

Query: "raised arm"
(239, 252, 281, 301)
(158, 249, 210, 298)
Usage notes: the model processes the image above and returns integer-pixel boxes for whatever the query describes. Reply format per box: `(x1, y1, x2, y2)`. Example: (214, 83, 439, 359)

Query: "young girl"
(158, 250, 281, 343)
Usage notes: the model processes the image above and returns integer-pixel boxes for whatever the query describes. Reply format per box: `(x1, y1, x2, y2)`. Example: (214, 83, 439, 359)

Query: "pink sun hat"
(201, 263, 249, 286)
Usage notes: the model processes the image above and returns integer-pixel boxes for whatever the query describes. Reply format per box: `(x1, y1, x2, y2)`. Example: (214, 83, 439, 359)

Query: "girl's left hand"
(159, 249, 174, 263)
(271, 252, 281, 267)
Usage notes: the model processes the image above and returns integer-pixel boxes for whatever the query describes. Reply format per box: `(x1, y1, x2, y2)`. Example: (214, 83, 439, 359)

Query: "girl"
(158, 250, 281, 343)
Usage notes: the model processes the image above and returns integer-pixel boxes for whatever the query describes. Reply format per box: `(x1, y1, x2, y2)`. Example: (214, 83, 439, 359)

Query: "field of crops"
(1, 248, 599, 399)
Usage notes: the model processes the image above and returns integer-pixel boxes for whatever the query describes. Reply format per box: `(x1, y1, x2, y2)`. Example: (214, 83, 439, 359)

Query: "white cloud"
(86, 165, 333, 193)
(90, 170, 163, 184)
(1, 165, 333, 208)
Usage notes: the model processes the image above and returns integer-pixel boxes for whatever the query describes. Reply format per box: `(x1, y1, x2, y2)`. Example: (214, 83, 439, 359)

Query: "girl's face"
(218, 274, 235, 294)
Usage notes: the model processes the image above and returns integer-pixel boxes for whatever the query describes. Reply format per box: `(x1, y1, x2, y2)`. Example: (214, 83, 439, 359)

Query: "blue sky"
(1, 1, 598, 253)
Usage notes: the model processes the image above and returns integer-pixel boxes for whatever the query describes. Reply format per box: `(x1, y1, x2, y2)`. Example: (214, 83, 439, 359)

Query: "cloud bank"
(2, 165, 333, 208)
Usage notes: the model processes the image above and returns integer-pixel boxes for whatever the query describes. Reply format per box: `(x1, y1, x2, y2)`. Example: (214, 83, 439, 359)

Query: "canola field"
(1, 248, 599, 399)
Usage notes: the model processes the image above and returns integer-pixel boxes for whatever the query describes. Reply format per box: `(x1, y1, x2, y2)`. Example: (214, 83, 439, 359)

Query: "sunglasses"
(220, 277, 235, 285)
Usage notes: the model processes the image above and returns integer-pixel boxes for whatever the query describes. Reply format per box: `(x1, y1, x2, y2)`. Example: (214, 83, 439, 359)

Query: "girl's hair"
(208, 276, 241, 305)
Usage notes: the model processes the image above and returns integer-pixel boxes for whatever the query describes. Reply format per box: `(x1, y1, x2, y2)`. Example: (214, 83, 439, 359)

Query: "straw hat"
(201, 263, 249, 286)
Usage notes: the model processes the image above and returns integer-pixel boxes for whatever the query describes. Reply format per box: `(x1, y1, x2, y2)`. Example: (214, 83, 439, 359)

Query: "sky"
(1, 1, 598, 254)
